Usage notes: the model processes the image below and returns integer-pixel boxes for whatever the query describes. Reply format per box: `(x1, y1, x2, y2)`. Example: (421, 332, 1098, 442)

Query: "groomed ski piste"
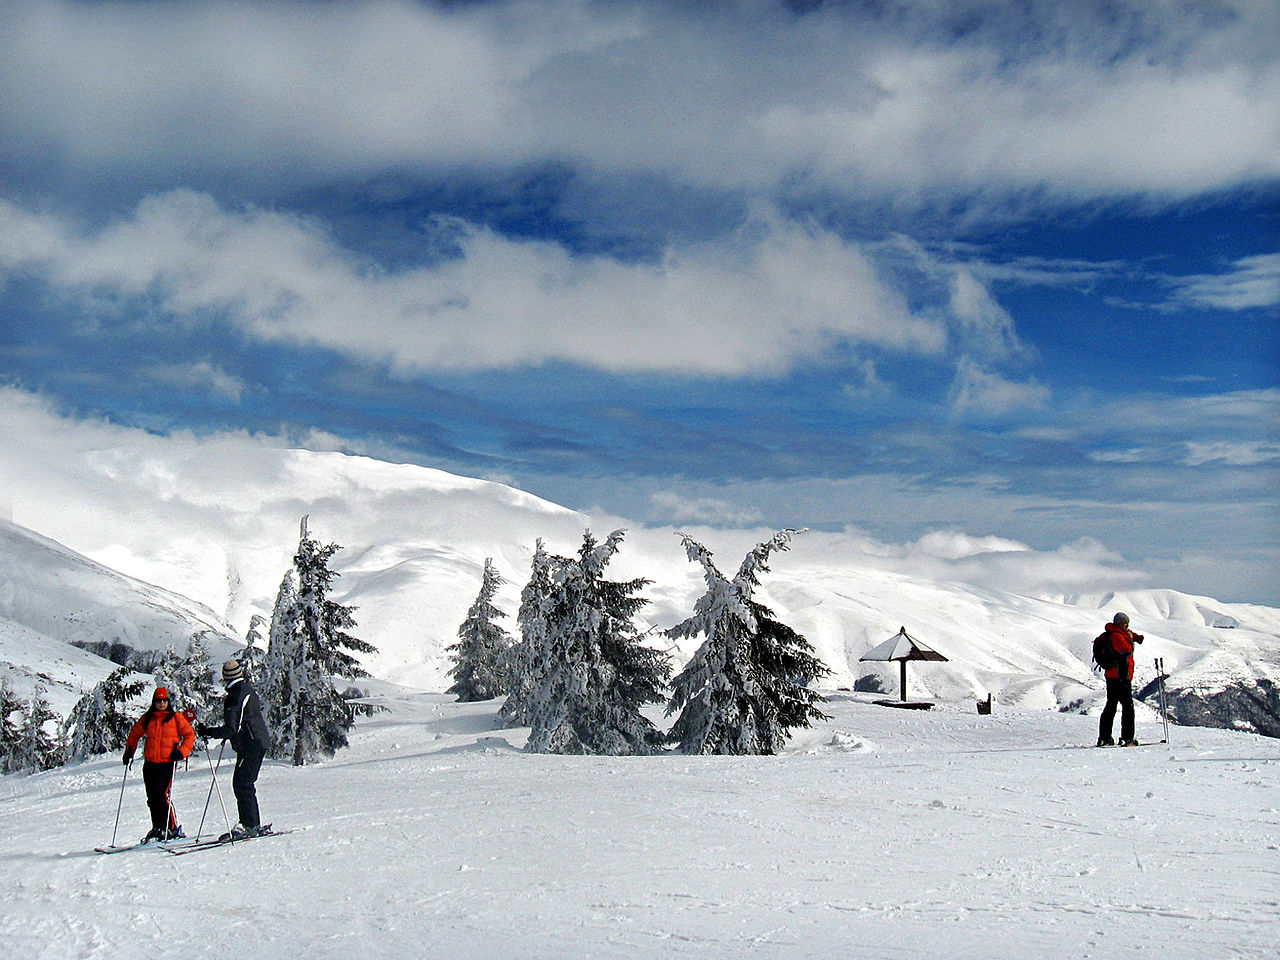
(2, 689, 1277, 960)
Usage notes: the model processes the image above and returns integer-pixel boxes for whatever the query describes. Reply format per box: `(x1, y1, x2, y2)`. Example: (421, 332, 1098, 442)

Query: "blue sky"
(0, 0, 1277, 602)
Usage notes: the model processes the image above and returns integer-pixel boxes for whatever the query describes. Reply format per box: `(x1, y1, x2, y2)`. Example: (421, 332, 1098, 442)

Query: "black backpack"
(1092, 631, 1115, 672)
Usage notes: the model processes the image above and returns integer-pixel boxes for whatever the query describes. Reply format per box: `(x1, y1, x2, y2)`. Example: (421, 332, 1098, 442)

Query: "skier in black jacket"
(198, 659, 271, 840)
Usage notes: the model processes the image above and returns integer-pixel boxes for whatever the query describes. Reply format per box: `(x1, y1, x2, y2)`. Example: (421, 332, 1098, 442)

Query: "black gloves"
(122, 749, 134, 766)
(196, 723, 211, 737)
(170, 745, 185, 761)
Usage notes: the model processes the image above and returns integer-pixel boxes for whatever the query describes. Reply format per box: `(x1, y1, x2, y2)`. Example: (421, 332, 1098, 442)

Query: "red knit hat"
(154, 687, 170, 701)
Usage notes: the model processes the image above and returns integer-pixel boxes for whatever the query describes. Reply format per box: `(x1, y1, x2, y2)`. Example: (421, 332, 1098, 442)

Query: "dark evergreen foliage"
(64, 666, 146, 759)
(523, 530, 671, 756)
(666, 530, 829, 755)
(6, 683, 66, 773)
(265, 516, 377, 765)
(498, 539, 554, 728)
(447, 558, 513, 702)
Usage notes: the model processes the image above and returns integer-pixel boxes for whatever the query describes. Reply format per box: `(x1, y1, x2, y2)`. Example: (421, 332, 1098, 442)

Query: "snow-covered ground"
(3, 690, 1277, 960)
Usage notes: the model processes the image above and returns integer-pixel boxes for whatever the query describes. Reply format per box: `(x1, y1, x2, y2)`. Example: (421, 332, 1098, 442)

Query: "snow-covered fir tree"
(176, 632, 221, 725)
(8, 683, 65, 773)
(666, 530, 829, 755)
(523, 530, 670, 756)
(241, 614, 269, 674)
(0, 679, 25, 773)
(63, 667, 146, 760)
(447, 558, 513, 702)
(265, 516, 376, 765)
(498, 540, 554, 728)
(262, 567, 299, 756)
(151, 633, 219, 725)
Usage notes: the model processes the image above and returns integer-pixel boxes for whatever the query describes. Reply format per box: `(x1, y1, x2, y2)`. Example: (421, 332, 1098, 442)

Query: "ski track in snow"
(2, 692, 1278, 960)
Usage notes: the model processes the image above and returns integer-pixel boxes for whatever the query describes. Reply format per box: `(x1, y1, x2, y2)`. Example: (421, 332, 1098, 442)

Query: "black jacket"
(203, 678, 270, 753)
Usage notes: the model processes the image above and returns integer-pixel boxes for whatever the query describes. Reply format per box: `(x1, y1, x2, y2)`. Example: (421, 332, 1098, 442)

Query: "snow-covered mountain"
(0, 520, 241, 716)
(3, 443, 1278, 735)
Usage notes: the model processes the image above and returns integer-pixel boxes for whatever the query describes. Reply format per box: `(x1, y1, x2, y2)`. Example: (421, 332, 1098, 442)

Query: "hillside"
(0, 520, 240, 714)
(2, 444, 1278, 733)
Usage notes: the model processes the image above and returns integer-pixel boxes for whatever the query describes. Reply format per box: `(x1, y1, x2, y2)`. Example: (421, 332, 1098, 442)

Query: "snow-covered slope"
(1, 692, 1277, 960)
(3, 442, 1278, 730)
(0, 520, 240, 714)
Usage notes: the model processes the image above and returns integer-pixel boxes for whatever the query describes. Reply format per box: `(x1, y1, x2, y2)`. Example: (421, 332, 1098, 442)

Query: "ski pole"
(163, 763, 179, 841)
(1156, 658, 1171, 745)
(196, 741, 231, 841)
(109, 760, 130, 848)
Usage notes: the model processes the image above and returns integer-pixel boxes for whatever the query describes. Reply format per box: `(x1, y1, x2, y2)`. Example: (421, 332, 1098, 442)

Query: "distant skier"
(123, 686, 195, 841)
(1097, 612, 1145, 747)
(198, 659, 271, 840)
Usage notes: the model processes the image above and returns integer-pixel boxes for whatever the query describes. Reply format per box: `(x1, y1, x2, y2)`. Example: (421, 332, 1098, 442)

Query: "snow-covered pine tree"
(498, 540, 554, 728)
(176, 633, 219, 726)
(152, 642, 182, 694)
(63, 666, 146, 760)
(523, 530, 670, 756)
(268, 516, 377, 765)
(10, 683, 65, 773)
(262, 568, 300, 758)
(241, 614, 269, 674)
(0, 678, 24, 773)
(666, 530, 829, 755)
(151, 634, 219, 726)
(447, 558, 513, 702)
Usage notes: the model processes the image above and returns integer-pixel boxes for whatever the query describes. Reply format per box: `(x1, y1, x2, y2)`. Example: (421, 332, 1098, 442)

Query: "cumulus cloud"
(769, 525, 1140, 597)
(0, 0, 1275, 208)
(0, 191, 944, 375)
(910, 530, 1030, 561)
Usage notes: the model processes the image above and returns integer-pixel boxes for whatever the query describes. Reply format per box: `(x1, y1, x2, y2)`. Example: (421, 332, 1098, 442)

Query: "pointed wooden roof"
(859, 626, 949, 663)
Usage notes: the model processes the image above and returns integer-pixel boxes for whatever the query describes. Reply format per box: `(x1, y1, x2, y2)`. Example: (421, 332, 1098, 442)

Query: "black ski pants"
(142, 760, 179, 832)
(232, 743, 265, 830)
(1099, 676, 1135, 743)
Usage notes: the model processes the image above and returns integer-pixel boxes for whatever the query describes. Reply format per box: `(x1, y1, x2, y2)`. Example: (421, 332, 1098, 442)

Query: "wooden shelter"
(859, 626, 949, 709)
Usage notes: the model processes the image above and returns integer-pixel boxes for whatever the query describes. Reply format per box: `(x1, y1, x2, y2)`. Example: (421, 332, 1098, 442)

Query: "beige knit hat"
(222, 658, 245, 683)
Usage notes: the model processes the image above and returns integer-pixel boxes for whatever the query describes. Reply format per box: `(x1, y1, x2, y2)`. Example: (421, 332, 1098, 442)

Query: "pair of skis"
(1093, 740, 1166, 748)
(94, 835, 189, 855)
(94, 826, 288, 856)
(163, 826, 289, 856)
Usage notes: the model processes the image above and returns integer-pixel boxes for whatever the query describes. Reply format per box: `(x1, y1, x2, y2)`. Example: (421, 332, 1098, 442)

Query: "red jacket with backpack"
(1103, 622, 1144, 681)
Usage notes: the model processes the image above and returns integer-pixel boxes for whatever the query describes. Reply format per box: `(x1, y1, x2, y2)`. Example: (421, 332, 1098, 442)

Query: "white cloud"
(1183, 441, 1280, 467)
(0, 191, 945, 376)
(1, 0, 1275, 207)
(149, 361, 247, 403)
(1168, 254, 1280, 311)
(648, 491, 764, 527)
(949, 357, 1050, 417)
(947, 267, 1031, 361)
(910, 530, 1030, 561)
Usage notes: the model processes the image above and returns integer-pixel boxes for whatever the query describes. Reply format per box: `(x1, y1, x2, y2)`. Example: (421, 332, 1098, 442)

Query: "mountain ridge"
(2, 445, 1278, 734)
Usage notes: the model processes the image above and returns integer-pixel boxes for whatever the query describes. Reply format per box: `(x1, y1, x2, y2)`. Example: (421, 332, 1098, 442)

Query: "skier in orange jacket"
(123, 687, 195, 841)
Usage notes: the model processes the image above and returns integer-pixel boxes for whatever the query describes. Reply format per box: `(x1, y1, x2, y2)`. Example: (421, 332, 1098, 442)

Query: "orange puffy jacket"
(126, 708, 196, 763)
